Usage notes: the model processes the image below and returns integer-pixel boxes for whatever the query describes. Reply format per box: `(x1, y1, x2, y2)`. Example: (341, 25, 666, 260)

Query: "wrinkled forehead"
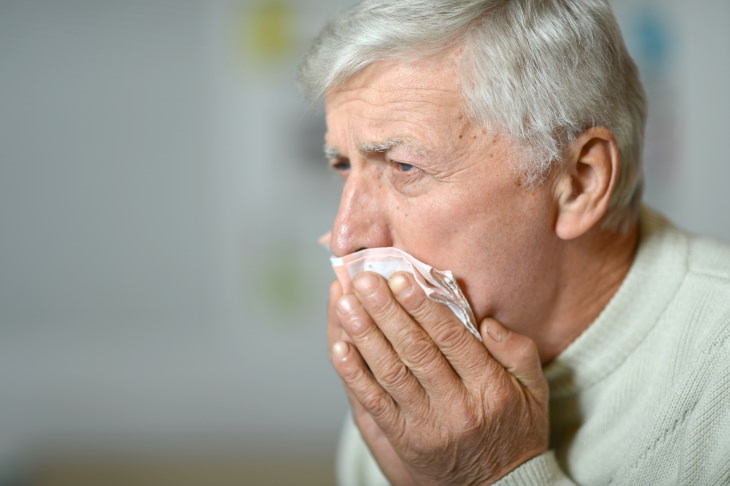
(325, 47, 466, 106)
(324, 57, 466, 131)
(325, 61, 467, 156)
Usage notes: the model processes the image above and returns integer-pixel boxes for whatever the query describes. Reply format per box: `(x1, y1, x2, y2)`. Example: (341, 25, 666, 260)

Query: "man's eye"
(331, 159, 351, 172)
(395, 162, 415, 172)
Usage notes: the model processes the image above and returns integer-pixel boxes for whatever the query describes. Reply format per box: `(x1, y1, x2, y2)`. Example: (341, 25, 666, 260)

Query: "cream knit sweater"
(336, 208, 730, 485)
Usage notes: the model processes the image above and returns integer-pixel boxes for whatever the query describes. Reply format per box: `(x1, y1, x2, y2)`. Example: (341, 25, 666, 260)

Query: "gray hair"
(298, 0, 647, 232)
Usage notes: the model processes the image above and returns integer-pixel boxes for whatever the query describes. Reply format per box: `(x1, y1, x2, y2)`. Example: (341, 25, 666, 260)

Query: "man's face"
(324, 51, 561, 330)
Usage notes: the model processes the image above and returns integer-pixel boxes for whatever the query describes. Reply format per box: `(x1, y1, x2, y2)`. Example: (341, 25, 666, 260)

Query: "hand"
(327, 271, 549, 485)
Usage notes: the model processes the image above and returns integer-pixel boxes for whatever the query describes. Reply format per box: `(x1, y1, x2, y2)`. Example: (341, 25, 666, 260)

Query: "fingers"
(347, 272, 461, 393)
(479, 317, 547, 398)
(330, 279, 407, 432)
(387, 272, 492, 382)
(331, 340, 401, 427)
(327, 279, 349, 355)
(333, 271, 546, 415)
(334, 281, 430, 411)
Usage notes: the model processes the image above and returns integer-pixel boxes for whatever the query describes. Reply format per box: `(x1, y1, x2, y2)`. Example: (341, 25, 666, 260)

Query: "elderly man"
(298, 1, 730, 484)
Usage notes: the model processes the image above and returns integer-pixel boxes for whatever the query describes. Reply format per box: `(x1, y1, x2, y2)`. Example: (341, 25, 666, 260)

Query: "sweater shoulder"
(672, 232, 730, 355)
(685, 232, 730, 278)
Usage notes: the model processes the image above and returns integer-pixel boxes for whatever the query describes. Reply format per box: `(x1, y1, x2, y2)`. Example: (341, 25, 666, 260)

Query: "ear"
(554, 127, 619, 240)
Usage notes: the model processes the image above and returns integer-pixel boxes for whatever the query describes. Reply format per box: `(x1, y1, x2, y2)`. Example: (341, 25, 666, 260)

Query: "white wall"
(0, 0, 727, 481)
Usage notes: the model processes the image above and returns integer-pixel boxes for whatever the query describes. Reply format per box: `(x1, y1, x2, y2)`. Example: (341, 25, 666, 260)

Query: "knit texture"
(336, 207, 730, 485)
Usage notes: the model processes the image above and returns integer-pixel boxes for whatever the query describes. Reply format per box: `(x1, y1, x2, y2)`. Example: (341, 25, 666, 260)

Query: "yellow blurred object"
(239, 0, 296, 66)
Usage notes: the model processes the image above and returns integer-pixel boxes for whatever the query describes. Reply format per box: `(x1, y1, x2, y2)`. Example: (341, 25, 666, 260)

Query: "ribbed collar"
(544, 207, 688, 398)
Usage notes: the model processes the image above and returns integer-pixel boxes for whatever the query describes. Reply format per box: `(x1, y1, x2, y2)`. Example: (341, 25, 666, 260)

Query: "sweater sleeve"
(336, 413, 391, 486)
(493, 451, 576, 486)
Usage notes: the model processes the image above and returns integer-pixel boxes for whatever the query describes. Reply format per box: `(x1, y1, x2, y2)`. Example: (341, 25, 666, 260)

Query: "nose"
(330, 172, 392, 257)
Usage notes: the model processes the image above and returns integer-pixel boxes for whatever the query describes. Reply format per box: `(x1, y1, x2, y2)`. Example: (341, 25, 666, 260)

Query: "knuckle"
(513, 335, 539, 358)
(360, 391, 392, 419)
(400, 332, 437, 369)
(456, 407, 481, 432)
(356, 280, 405, 326)
(525, 338, 539, 356)
(378, 361, 411, 389)
(405, 290, 435, 319)
(339, 359, 367, 383)
(375, 299, 403, 325)
(406, 297, 466, 345)
(446, 394, 481, 430)
(432, 318, 467, 348)
(337, 307, 376, 342)
(346, 316, 372, 340)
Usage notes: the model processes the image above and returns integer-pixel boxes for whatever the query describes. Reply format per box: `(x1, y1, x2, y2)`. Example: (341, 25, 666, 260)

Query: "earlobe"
(554, 127, 619, 240)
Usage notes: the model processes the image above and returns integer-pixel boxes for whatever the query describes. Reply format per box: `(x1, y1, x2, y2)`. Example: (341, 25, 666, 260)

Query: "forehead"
(324, 52, 467, 146)
(332, 49, 461, 95)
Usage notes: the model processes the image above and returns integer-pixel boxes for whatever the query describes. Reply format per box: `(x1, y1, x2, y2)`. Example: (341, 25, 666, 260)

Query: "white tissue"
(331, 247, 480, 340)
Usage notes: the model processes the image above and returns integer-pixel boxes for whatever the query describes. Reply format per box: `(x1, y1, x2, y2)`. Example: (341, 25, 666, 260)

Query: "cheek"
(390, 191, 489, 269)
(461, 203, 558, 316)
(405, 188, 554, 309)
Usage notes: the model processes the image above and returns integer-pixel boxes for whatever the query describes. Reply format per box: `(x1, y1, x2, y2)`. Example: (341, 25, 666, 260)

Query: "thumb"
(479, 318, 546, 397)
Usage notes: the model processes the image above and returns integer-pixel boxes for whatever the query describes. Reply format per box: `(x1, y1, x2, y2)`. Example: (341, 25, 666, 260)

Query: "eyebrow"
(323, 144, 341, 160)
(324, 138, 428, 159)
(358, 138, 404, 155)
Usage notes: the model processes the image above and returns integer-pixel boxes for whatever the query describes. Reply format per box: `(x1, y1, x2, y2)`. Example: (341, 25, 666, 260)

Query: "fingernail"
(388, 273, 408, 295)
(485, 319, 507, 343)
(332, 341, 348, 360)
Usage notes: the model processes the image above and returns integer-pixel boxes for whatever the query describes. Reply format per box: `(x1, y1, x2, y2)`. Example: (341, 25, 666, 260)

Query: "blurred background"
(0, 0, 728, 485)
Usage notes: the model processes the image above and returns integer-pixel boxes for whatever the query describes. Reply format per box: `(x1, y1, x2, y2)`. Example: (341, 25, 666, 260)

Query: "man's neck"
(535, 223, 640, 364)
